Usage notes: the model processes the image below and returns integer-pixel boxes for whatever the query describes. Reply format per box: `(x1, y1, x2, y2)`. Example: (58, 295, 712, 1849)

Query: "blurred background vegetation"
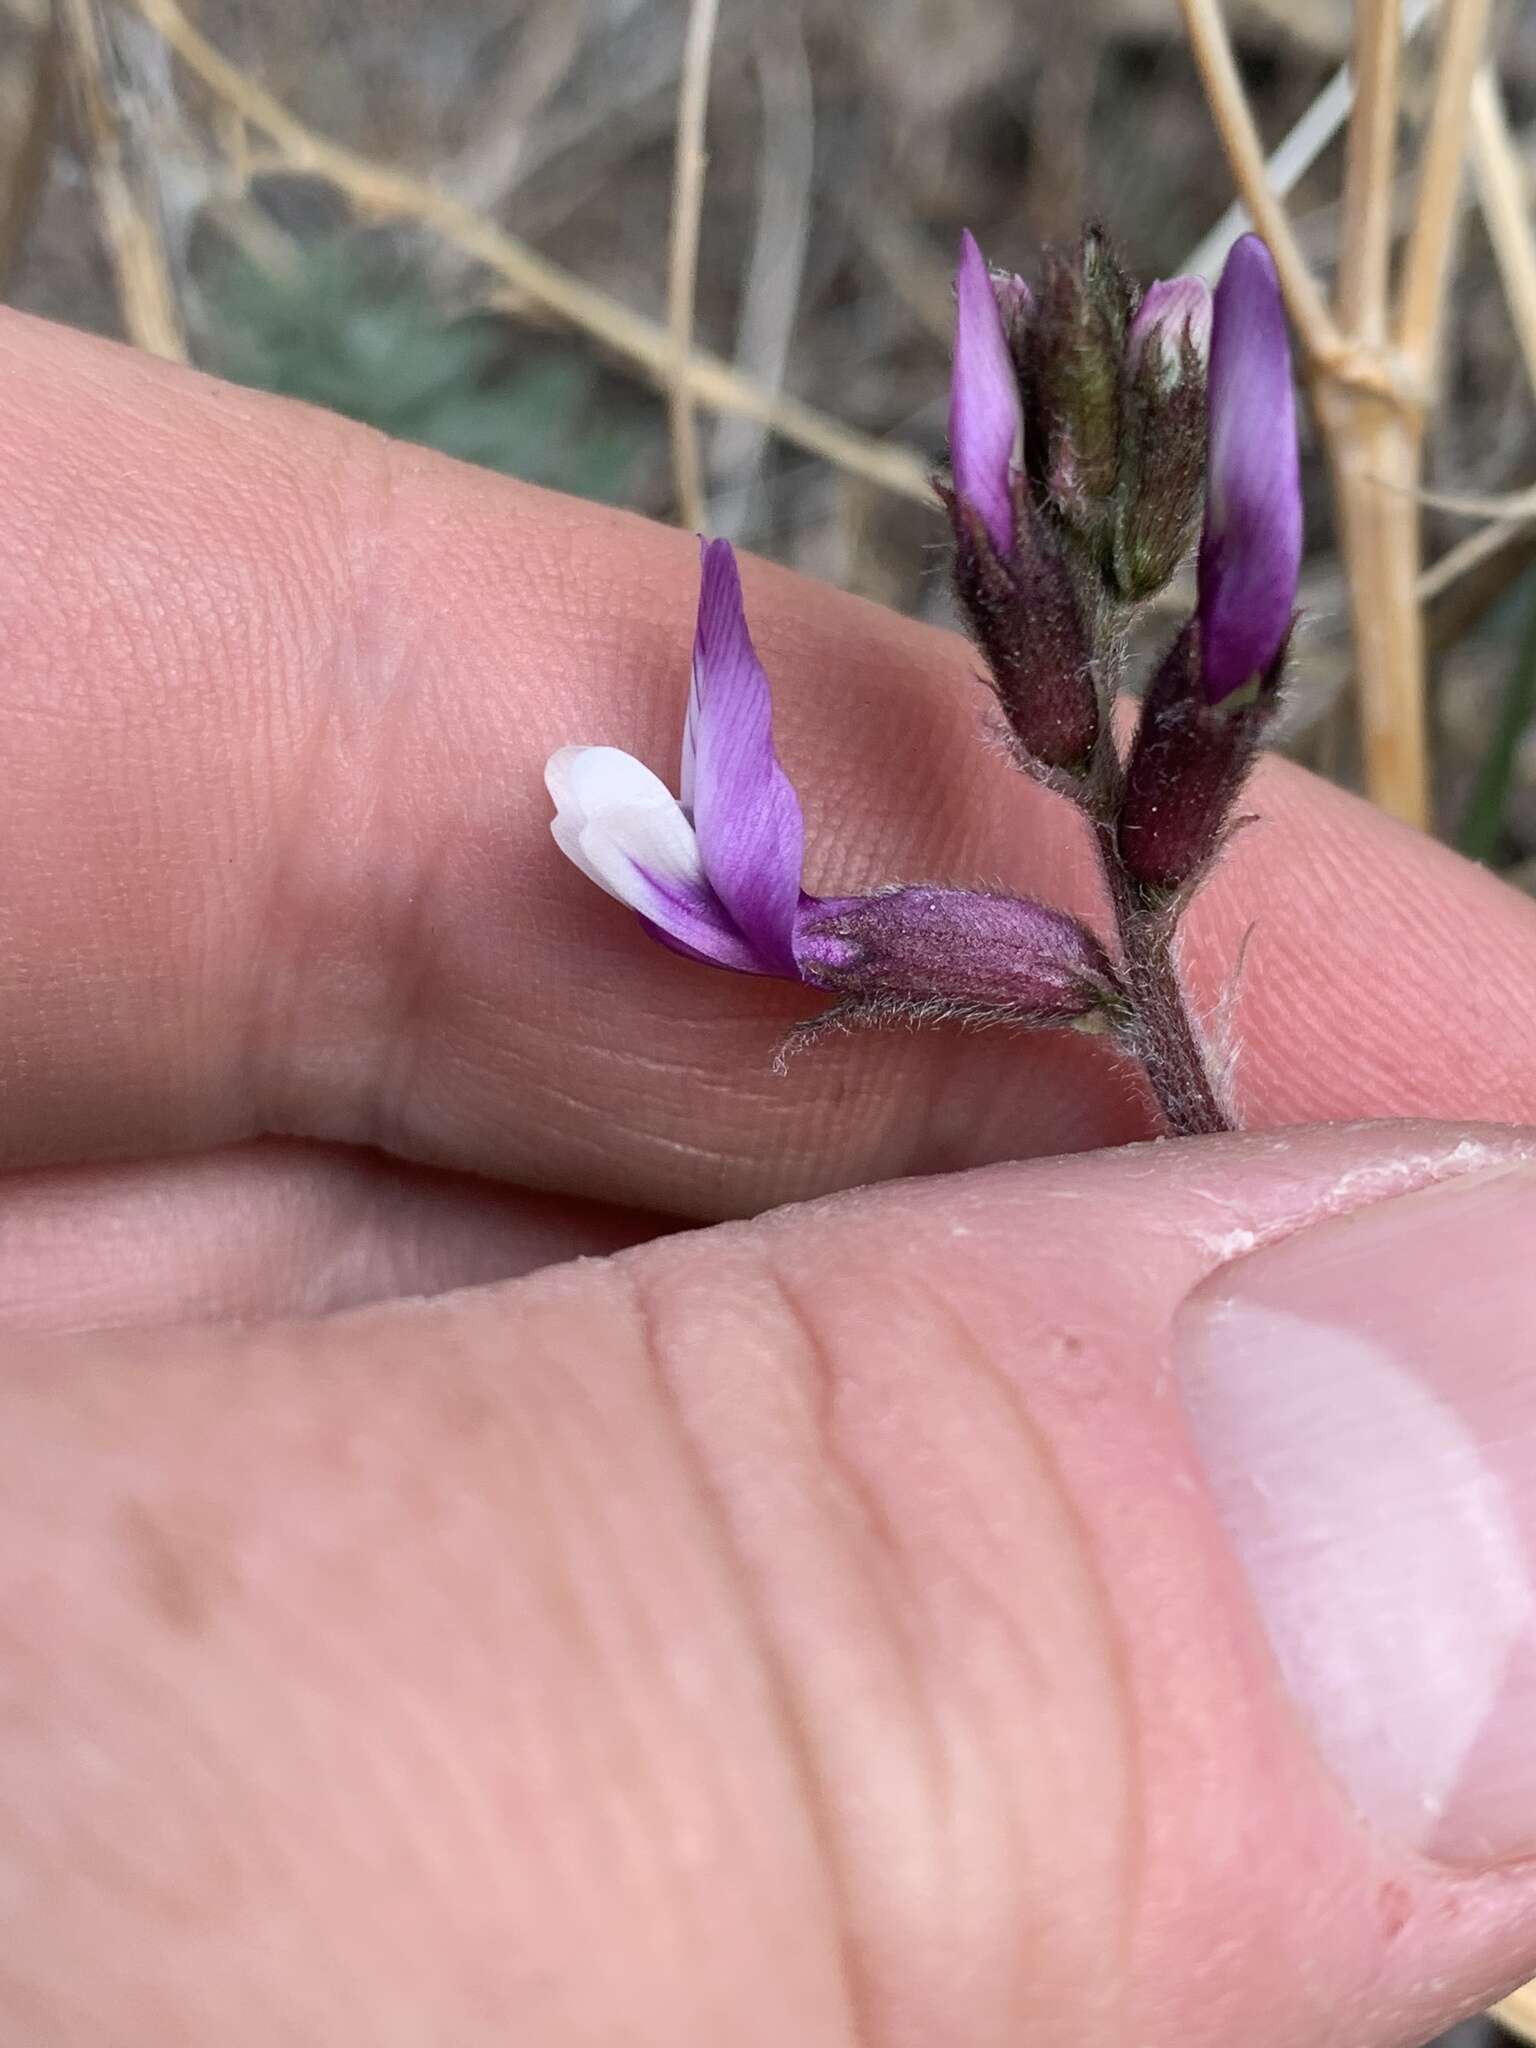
(1, 0, 1534, 869)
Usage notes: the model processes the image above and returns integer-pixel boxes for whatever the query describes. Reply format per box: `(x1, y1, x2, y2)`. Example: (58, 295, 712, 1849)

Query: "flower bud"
(944, 483, 1099, 771)
(1196, 235, 1302, 703)
(796, 885, 1119, 1023)
(1025, 225, 1135, 538)
(1114, 620, 1284, 894)
(1111, 277, 1211, 601)
(1124, 277, 1213, 385)
(945, 229, 1099, 772)
(948, 228, 1024, 558)
(991, 266, 1034, 350)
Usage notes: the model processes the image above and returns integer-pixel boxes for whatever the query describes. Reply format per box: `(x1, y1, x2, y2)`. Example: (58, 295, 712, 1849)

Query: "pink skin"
(9, 1125, 1536, 2044)
(4, 313, 1536, 2040)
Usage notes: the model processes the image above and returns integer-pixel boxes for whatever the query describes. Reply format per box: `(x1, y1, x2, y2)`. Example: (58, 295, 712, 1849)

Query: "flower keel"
(545, 745, 770, 973)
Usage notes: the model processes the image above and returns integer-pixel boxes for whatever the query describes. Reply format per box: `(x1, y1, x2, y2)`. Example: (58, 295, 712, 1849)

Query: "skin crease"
(3, 313, 1536, 2042)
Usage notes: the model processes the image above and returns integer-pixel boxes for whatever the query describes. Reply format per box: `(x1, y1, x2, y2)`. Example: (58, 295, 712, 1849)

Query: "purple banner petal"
(949, 230, 1023, 557)
(1197, 235, 1302, 702)
(686, 539, 806, 975)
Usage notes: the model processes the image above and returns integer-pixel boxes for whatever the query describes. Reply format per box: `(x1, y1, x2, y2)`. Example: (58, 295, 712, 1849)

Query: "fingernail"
(1173, 1162, 1536, 1867)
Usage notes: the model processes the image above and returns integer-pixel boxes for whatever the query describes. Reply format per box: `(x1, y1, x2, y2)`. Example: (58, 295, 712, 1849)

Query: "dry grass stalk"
(1181, 0, 1435, 282)
(1180, 0, 1500, 831)
(60, 0, 185, 361)
(1396, 0, 1492, 380)
(709, 7, 816, 533)
(123, 0, 936, 510)
(1173, 0, 1340, 357)
(666, 0, 722, 529)
(1319, 0, 1428, 827)
(1419, 508, 1536, 601)
(1178, 17, 1536, 692)
(1336, 0, 1401, 344)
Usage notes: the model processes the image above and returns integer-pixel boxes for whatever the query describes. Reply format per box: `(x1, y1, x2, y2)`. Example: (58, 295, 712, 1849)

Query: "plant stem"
(1175, 0, 1462, 831)
(1315, 378, 1430, 828)
(667, 0, 722, 530)
(1396, 0, 1493, 387)
(1098, 825, 1233, 1138)
(1173, 0, 1339, 362)
(61, 0, 187, 362)
(1336, 0, 1402, 348)
(128, 0, 937, 508)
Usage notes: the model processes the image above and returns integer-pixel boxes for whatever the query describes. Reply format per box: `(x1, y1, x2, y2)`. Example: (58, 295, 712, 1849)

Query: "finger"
(4, 312, 1536, 1214)
(5, 1120, 1536, 2045)
(0, 1141, 660, 1332)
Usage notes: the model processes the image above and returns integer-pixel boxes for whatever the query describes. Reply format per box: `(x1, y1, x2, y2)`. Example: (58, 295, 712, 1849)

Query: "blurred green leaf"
(208, 239, 647, 504)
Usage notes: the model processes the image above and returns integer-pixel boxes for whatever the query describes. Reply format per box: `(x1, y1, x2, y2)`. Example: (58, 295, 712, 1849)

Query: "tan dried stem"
(1312, 375, 1428, 823)
(1173, 0, 1340, 361)
(61, 0, 185, 361)
(123, 0, 935, 509)
(1319, 0, 1427, 830)
(667, 0, 722, 530)
(1336, 0, 1402, 345)
(1396, 0, 1493, 384)
(1419, 509, 1536, 601)
(1181, 0, 1498, 830)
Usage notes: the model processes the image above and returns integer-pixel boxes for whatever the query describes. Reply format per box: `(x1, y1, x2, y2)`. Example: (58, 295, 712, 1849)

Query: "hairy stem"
(1099, 827, 1232, 1138)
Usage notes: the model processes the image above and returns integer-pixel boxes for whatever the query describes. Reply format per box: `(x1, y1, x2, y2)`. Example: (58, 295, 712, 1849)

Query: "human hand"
(4, 312, 1536, 2045)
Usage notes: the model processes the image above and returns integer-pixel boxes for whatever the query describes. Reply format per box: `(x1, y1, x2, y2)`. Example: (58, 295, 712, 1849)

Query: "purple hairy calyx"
(798, 888, 1122, 1025)
(547, 228, 1302, 1140)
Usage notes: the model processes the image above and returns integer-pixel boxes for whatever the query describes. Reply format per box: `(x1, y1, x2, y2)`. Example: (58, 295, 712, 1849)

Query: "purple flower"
(948, 229, 1024, 558)
(1125, 275, 1212, 386)
(547, 538, 802, 977)
(548, 539, 1115, 1022)
(989, 266, 1034, 336)
(1196, 235, 1302, 703)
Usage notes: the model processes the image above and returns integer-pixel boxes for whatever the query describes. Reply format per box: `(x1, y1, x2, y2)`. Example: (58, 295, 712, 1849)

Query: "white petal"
(545, 744, 771, 971)
(545, 746, 699, 905)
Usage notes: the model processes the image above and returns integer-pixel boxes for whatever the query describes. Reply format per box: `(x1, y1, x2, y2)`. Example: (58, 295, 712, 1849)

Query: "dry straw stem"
(1181, 0, 1497, 831)
(122, 0, 935, 510)
(61, 0, 185, 361)
(1396, 0, 1493, 384)
(1174, 0, 1340, 361)
(666, 0, 722, 530)
(1181, 0, 1435, 282)
(1335, 0, 1402, 344)
(709, 7, 816, 532)
(1320, 0, 1425, 833)
(1419, 507, 1536, 600)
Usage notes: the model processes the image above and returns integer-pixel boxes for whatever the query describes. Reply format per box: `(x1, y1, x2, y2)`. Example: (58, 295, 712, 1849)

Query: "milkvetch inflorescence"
(548, 226, 1304, 1138)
